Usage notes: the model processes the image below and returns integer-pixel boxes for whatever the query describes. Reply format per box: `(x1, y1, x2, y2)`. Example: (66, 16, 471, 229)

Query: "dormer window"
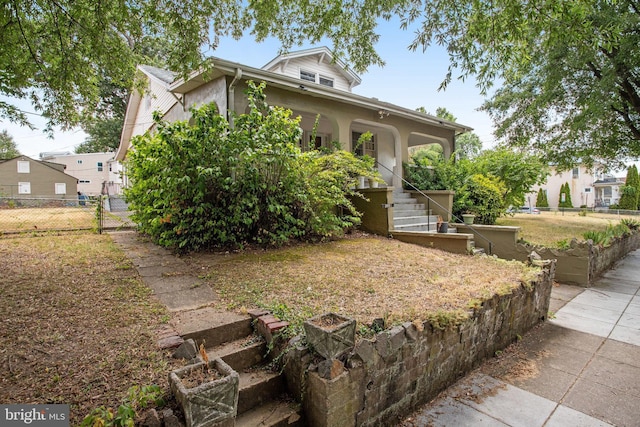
(300, 70, 316, 82)
(319, 75, 334, 88)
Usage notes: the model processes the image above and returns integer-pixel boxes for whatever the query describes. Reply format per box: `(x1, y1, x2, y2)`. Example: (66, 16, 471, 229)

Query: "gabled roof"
(1, 155, 74, 177)
(117, 48, 473, 160)
(262, 46, 362, 89)
(139, 65, 177, 85)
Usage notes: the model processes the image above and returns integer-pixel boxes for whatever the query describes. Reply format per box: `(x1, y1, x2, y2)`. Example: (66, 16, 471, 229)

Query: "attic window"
(319, 76, 334, 88)
(17, 161, 30, 173)
(300, 70, 316, 82)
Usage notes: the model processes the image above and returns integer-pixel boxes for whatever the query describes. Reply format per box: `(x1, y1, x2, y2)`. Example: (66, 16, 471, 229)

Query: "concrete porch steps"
(176, 309, 304, 426)
(392, 191, 440, 232)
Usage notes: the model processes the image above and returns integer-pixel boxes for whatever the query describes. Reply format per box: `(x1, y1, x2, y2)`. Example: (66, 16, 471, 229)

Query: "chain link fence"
(0, 196, 135, 236)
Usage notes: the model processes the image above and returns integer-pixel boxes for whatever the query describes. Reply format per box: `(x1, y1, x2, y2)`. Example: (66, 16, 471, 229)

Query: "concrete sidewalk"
(403, 250, 640, 427)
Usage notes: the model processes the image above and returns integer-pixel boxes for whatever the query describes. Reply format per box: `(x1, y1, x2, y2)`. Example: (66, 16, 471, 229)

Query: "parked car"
(518, 206, 540, 214)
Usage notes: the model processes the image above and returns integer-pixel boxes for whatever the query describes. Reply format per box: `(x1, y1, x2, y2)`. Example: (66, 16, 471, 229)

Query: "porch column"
(332, 116, 352, 150)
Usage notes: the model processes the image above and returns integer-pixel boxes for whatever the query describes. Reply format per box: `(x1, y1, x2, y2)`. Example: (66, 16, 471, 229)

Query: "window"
(97, 162, 103, 172)
(79, 179, 91, 184)
(77, 160, 83, 164)
(584, 188, 592, 193)
(17, 161, 30, 173)
(572, 167, 579, 179)
(55, 183, 66, 195)
(300, 70, 316, 82)
(352, 131, 376, 159)
(319, 76, 334, 88)
(18, 182, 31, 194)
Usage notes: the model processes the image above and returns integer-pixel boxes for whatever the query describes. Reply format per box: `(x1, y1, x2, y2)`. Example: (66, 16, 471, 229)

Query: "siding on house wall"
(265, 56, 353, 92)
(530, 165, 597, 208)
(0, 156, 78, 198)
(47, 153, 118, 196)
(130, 79, 179, 141)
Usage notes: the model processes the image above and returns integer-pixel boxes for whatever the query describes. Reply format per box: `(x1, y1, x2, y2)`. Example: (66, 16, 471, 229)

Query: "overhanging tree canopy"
(3, 0, 638, 168)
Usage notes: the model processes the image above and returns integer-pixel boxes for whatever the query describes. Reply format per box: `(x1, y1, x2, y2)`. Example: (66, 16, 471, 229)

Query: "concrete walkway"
(110, 231, 217, 312)
(404, 249, 640, 427)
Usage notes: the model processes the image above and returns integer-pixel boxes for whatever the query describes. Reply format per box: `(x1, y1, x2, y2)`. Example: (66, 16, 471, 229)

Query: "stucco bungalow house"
(116, 47, 471, 186)
(115, 47, 473, 242)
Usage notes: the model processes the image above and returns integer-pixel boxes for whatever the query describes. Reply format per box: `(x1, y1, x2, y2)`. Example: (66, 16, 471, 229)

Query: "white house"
(115, 46, 472, 190)
(40, 152, 123, 196)
(529, 165, 623, 208)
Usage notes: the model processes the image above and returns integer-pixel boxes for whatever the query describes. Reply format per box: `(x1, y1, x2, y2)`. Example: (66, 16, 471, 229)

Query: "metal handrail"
(376, 161, 495, 255)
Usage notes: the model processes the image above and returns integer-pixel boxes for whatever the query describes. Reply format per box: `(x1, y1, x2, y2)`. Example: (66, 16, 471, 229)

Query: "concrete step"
(175, 308, 253, 348)
(236, 398, 304, 427)
(394, 203, 427, 212)
(393, 215, 440, 226)
(393, 192, 413, 199)
(238, 368, 286, 415)
(207, 334, 267, 372)
(393, 223, 440, 232)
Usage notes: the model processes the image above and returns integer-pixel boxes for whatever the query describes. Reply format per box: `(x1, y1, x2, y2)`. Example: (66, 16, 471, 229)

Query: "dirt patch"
(0, 234, 179, 425)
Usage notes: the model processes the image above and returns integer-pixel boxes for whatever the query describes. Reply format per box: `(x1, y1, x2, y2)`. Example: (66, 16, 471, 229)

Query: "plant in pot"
(462, 211, 476, 225)
(169, 345, 239, 427)
(304, 313, 356, 359)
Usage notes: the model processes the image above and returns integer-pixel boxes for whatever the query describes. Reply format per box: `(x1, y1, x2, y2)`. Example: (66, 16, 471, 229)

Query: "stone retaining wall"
(512, 231, 640, 286)
(283, 261, 555, 426)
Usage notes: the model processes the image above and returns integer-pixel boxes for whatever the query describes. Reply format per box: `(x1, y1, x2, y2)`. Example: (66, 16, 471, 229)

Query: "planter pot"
(357, 176, 366, 189)
(304, 313, 356, 359)
(462, 214, 476, 225)
(368, 178, 379, 188)
(438, 221, 449, 233)
(169, 358, 239, 427)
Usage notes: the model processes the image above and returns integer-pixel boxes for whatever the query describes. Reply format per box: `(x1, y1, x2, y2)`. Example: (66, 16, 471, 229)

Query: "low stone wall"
(511, 231, 640, 286)
(283, 261, 555, 427)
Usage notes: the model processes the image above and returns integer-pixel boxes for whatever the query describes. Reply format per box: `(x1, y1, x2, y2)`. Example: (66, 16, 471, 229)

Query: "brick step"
(236, 398, 304, 427)
(238, 367, 286, 415)
(207, 334, 267, 372)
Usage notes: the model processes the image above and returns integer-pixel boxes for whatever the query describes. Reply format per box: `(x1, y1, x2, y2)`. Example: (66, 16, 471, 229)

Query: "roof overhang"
(169, 57, 472, 134)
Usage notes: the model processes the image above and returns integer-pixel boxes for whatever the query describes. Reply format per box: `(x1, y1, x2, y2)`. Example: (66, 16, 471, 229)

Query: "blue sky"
(2, 21, 496, 158)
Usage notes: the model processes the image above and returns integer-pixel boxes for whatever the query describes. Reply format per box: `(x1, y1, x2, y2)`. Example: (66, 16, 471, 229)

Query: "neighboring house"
(115, 46, 471, 188)
(0, 155, 78, 199)
(593, 176, 625, 207)
(529, 165, 623, 208)
(40, 152, 123, 196)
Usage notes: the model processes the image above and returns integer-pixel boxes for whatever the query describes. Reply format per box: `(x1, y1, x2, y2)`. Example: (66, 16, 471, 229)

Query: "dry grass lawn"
(0, 231, 543, 425)
(186, 233, 540, 330)
(0, 234, 176, 425)
(0, 207, 95, 232)
(496, 211, 635, 247)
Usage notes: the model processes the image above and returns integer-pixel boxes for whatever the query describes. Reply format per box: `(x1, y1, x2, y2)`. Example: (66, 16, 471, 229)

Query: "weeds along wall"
(283, 261, 555, 427)
(513, 231, 640, 286)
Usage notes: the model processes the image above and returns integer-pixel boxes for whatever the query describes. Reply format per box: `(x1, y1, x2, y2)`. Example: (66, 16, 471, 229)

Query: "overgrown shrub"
(456, 174, 506, 225)
(125, 81, 378, 252)
(404, 148, 546, 224)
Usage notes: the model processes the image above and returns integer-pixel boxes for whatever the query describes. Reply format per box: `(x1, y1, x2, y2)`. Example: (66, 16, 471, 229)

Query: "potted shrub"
(304, 313, 356, 359)
(462, 212, 476, 225)
(169, 354, 239, 427)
